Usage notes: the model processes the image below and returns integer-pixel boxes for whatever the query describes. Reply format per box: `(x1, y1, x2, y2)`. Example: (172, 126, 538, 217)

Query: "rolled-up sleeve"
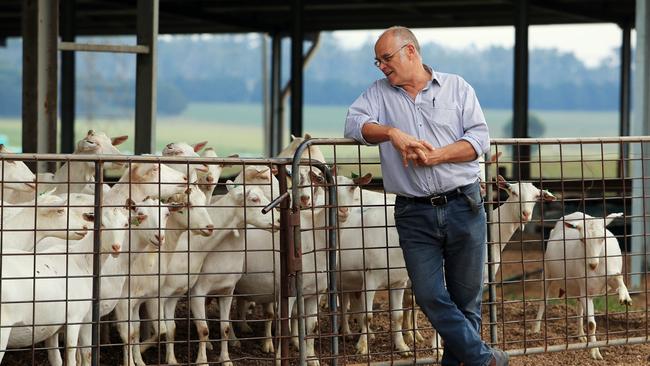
(459, 84, 490, 156)
(345, 83, 381, 146)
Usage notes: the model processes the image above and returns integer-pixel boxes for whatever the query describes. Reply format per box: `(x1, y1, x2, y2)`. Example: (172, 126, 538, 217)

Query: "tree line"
(0, 33, 623, 117)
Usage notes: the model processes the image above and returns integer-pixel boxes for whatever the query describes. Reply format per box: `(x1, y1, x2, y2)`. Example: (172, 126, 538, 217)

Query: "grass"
(0, 103, 625, 179)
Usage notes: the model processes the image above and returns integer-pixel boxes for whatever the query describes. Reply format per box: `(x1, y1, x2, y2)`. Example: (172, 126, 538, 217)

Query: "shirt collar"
(424, 64, 441, 86)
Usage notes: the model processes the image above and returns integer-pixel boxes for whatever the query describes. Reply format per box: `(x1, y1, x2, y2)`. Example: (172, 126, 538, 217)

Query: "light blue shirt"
(344, 66, 490, 197)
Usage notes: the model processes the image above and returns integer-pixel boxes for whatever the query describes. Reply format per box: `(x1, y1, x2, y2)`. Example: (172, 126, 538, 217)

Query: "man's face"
(374, 36, 411, 86)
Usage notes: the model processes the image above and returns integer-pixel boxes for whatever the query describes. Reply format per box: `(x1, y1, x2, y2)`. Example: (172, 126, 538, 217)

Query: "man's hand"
(407, 140, 444, 166)
(387, 128, 430, 167)
(407, 139, 478, 166)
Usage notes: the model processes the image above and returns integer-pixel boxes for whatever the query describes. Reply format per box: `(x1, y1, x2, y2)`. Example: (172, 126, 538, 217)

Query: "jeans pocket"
(394, 199, 411, 218)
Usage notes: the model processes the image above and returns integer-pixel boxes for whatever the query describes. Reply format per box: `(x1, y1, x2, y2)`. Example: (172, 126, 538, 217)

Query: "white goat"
(276, 133, 326, 164)
(202, 166, 280, 355)
(1, 193, 90, 252)
(486, 175, 557, 283)
(103, 162, 189, 205)
(0, 144, 37, 203)
(0, 207, 127, 365)
(196, 147, 224, 203)
(151, 184, 279, 366)
(533, 211, 631, 360)
(334, 173, 412, 355)
(162, 141, 209, 184)
(229, 165, 330, 365)
(122, 186, 215, 366)
(42, 130, 128, 196)
(112, 198, 179, 366)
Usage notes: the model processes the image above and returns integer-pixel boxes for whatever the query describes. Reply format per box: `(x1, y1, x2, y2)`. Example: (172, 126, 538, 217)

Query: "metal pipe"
(91, 161, 104, 366)
(278, 165, 291, 366)
(290, 141, 307, 365)
(485, 152, 498, 345)
(323, 165, 339, 365)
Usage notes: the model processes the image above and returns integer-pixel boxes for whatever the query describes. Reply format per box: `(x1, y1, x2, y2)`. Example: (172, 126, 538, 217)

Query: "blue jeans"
(395, 180, 492, 366)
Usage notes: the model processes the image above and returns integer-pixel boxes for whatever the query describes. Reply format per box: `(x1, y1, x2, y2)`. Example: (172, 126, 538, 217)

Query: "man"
(344, 26, 508, 366)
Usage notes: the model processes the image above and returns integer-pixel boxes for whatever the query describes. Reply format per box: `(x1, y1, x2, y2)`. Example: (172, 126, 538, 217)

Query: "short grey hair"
(385, 26, 421, 54)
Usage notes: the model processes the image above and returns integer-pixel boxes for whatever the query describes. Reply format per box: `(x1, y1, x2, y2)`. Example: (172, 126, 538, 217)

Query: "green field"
(0, 102, 623, 178)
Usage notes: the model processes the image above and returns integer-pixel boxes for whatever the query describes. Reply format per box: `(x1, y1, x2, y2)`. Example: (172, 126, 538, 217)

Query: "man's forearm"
(361, 123, 395, 144)
(437, 140, 478, 163)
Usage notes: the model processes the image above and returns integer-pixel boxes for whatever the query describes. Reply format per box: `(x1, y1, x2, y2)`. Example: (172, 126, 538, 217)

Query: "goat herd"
(0, 131, 635, 365)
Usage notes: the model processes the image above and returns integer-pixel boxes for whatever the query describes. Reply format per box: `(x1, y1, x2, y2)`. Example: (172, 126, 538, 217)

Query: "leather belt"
(399, 189, 462, 207)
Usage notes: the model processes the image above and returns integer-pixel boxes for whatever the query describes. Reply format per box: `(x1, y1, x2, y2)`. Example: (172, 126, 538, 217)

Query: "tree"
(502, 113, 546, 137)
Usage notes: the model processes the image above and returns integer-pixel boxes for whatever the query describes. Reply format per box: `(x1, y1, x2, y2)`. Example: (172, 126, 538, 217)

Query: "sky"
(333, 24, 633, 68)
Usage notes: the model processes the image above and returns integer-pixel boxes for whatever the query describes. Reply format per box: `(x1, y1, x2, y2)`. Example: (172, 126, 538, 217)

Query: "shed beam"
(618, 21, 632, 178)
(631, 0, 650, 288)
(22, 0, 58, 165)
(290, 0, 304, 139)
(134, 0, 158, 154)
(60, 0, 76, 153)
(268, 33, 283, 157)
(512, 0, 530, 180)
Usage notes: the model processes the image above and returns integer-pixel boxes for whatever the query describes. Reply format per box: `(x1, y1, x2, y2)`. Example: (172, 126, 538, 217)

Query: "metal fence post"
(91, 160, 103, 366)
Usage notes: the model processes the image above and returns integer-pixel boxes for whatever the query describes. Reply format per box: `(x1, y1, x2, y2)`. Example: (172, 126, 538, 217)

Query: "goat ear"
(304, 133, 312, 140)
(125, 198, 137, 211)
(193, 141, 208, 152)
(309, 170, 323, 185)
(290, 134, 297, 141)
(605, 212, 623, 227)
(248, 190, 261, 204)
(0, 144, 7, 153)
(86, 130, 95, 137)
(354, 173, 373, 186)
(111, 135, 129, 146)
(564, 221, 578, 230)
(496, 175, 509, 190)
(225, 179, 236, 192)
(541, 190, 557, 202)
(82, 212, 95, 222)
(196, 164, 209, 173)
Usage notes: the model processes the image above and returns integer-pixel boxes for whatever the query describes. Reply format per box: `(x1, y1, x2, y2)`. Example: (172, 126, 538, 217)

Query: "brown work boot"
(489, 348, 509, 366)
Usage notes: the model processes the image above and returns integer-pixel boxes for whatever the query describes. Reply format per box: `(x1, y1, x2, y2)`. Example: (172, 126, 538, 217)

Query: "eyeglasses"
(374, 43, 409, 67)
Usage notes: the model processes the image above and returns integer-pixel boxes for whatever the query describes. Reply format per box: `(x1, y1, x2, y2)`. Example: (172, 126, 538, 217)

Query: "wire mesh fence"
(0, 136, 649, 365)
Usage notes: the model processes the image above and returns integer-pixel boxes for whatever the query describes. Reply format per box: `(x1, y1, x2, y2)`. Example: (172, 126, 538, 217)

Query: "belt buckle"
(429, 195, 447, 206)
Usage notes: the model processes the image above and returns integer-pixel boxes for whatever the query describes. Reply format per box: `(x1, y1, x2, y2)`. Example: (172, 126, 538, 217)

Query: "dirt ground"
(3, 241, 649, 365)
